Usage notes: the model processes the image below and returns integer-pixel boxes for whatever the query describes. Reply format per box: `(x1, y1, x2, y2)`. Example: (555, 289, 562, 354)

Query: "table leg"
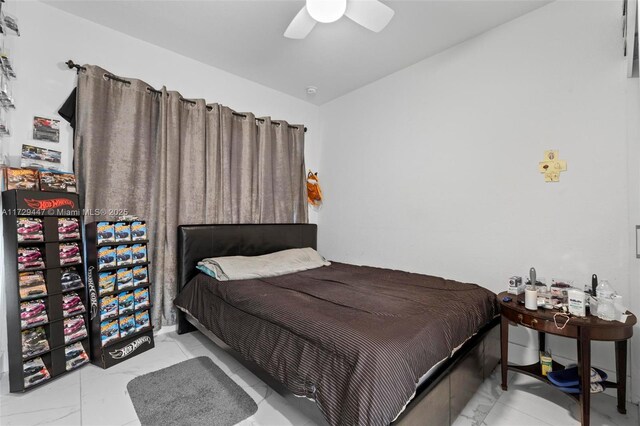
(501, 315, 509, 391)
(539, 332, 546, 353)
(615, 340, 627, 414)
(577, 328, 591, 426)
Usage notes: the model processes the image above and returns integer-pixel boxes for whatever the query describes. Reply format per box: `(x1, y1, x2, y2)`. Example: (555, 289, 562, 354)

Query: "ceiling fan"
(284, 0, 395, 39)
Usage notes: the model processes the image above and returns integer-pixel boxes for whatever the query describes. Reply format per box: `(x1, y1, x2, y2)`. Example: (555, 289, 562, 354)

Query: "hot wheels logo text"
(24, 198, 75, 210)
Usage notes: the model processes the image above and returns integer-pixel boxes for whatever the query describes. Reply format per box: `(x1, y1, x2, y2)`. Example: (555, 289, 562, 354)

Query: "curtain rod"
(65, 59, 307, 133)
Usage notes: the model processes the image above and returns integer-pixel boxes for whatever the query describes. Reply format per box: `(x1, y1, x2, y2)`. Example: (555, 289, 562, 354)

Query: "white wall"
(318, 0, 640, 402)
(0, 0, 321, 372)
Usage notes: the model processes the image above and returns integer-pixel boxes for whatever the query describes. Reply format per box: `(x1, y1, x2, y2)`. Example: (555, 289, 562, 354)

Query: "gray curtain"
(75, 65, 308, 327)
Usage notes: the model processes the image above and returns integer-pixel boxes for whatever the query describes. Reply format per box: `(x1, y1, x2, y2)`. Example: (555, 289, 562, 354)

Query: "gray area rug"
(127, 356, 258, 426)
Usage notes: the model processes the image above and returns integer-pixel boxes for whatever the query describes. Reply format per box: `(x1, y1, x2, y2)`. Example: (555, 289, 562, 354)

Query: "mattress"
(173, 262, 498, 426)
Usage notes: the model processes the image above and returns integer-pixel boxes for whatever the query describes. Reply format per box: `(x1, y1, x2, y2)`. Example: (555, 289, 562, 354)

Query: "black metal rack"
(2, 190, 91, 392)
(85, 220, 154, 368)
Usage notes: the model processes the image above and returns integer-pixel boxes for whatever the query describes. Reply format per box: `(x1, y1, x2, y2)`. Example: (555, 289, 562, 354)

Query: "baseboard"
(154, 324, 177, 336)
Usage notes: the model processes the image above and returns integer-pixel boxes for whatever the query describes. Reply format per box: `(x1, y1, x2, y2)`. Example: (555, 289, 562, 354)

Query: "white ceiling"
(43, 0, 549, 105)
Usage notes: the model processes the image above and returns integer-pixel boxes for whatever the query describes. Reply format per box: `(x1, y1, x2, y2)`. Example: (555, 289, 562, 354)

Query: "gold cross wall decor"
(538, 150, 567, 182)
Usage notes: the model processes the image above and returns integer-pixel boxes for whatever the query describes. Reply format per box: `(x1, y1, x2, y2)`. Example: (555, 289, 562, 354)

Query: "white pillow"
(197, 247, 330, 281)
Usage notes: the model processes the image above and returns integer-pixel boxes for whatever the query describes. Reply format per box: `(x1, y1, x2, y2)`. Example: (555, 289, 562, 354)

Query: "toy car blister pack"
(97, 221, 115, 244)
(99, 271, 116, 295)
(134, 287, 150, 310)
(135, 310, 150, 331)
(100, 295, 118, 320)
(19, 271, 47, 300)
(18, 247, 44, 271)
(23, 357, 50, 388)
(119, 314, 135, 338)
(131, 221, 147, 241)
(39, 170, 77, 193)
(64, 342, 89, 370)
(61, 267, 83, 292)
(98, 246, 116, 270)
(63, 315, 87, 343)
(62, 292, 85, 318)
(131, 244, 147, 264)
(133, 265, 148, 285)
(17, 217, 43, 242)
(100, 319, 119, 346)
(118, 291, 134, 315)
(4, 167, 39, 190)
(58, 217, 80, 240)
(20, 299, 48, 330)
(21, 327, 49, 359)
(117, 268, 134, 290)
(59, 242, 82, 266)
(114, 222, 131, 243)
(116, 245, 132, 266)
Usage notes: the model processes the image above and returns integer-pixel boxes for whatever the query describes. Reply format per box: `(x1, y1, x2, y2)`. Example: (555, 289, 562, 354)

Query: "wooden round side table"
(498, 291, 636, 426)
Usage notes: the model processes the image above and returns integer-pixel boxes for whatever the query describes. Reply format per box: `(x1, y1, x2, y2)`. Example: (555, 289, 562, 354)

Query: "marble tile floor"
(1, 331, 638, 426)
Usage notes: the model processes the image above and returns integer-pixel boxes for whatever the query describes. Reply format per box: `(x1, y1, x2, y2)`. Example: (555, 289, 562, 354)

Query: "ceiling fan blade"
(284, 6, 317, 39)
(345, 0, 394, 33)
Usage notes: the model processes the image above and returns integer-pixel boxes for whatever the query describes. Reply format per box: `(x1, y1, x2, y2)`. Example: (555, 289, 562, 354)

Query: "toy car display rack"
(85, 220, 155, 368)
(2, 190, 91, 392)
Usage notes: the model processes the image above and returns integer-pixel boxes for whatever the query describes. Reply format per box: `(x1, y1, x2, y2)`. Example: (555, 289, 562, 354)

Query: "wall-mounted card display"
(21, 144, 61, 171)
(85, 219, 154, 368)
(2, 190, 90, 392)
(0, 53, 16, 78)
(32, 117, 58, 142)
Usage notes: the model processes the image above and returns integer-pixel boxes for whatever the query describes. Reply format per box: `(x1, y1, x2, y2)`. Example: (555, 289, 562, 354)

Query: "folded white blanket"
(198, 247, 330, 281)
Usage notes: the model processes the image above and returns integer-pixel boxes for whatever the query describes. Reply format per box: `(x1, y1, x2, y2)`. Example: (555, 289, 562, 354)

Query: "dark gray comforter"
(173, 262, 498, 426)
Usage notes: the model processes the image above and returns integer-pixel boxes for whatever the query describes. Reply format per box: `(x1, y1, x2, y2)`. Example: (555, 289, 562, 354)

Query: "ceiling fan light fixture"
(306, 0, 347, 23)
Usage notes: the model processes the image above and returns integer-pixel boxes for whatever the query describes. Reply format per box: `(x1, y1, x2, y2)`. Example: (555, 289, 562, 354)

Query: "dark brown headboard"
(176, 224, 317, 333)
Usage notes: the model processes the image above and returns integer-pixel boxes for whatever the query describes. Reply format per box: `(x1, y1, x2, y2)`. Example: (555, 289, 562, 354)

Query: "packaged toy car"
(20, 299, 48, 330)
(23, 357, 50, 388)
(62, 291, 85, 318)
(64, 341, 89, 370)
(19, 271, 47, 300)
(63, 315, 87, 343)
(99, 271, 116, 295)
(114, 222, 131, 243)
(132, 265, 148, 285)
(97, 221, 115, 244)
(100, 295, 118, 320)
(118, 291, 134, 315)
(117, 268, 134, 290)
(58, 217, 80, 240)
(135, 310, 150, 331)
(116, 245, 132, 266)
(59, 242, 81, 266)
(61, 267, 83, 292)
(98, 246, 116, 270)
(131, 221, 147, 241)
(131, 244, 147, 264)
(4, 167, 38, 190)
(134, 287, 150, 310)
(100, 319, 119, 346)
(17, 217, 43, 242)
(18, 247, 44, 271)
(39, 170, 77, 193)
(119, 314, 135, 338)
(21, 327, 49, 359)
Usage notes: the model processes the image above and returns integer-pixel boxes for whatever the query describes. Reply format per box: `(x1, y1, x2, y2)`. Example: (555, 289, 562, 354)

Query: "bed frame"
(175, 224, 500, 426)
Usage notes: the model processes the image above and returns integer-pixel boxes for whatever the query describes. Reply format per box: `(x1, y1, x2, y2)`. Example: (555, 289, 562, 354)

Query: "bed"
(174, 224, 500, 426)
